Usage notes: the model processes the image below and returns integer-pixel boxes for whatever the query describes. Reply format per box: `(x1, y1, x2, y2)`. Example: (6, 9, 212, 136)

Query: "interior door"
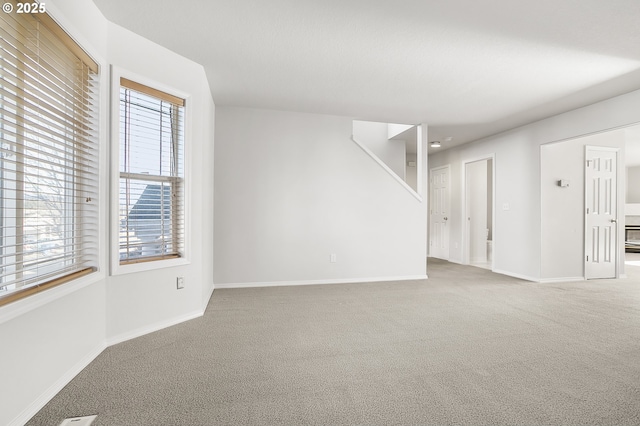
(585, 147, 618, 279)
(430, 166, 450, 259)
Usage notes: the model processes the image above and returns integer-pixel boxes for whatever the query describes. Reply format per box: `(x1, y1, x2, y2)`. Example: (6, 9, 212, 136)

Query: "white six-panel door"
(430, 166, 450, 259)
(585, 147, 618, 279)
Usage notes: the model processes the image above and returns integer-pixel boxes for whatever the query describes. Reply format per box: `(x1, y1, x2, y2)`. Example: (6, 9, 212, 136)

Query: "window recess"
(0, 1, 100, 306)
(118, 78, 185, 264)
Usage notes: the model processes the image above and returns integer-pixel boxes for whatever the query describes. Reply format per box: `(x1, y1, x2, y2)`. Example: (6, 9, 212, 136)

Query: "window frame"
(110, 68, 190, 276)
(0, 2, 104, 309)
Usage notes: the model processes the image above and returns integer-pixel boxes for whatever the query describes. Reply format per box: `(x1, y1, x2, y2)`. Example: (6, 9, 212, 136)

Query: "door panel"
(430, 166, 450, 259)
(585, 148, 617, 279)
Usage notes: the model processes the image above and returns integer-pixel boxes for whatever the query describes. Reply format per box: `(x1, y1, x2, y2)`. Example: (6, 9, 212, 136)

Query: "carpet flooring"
(27, 259, 640, 425)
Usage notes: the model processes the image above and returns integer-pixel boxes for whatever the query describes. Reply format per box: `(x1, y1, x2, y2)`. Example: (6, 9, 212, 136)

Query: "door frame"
(429, 164, 451, 260)
(462, 154, 496, 269)
(584, 145, 620, 279)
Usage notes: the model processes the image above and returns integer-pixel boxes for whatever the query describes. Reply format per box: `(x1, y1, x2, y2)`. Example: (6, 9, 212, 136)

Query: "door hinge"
(586, 255, 589, 262)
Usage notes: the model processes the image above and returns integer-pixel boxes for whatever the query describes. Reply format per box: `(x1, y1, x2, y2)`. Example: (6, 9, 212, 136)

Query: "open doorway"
(464, 157, 494, 270)
(624, 125, 640, 269)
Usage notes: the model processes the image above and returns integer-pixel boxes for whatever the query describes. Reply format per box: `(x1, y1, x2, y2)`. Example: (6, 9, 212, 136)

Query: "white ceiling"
(92, 0, 640, 150)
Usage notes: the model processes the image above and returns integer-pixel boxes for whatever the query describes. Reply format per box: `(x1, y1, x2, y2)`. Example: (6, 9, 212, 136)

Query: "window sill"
(110, 256, 190, 277)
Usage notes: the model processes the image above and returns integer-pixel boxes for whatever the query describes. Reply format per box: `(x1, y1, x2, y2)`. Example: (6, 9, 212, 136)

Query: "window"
(0, 3, 100, 306)
(118, 78, 184, 264)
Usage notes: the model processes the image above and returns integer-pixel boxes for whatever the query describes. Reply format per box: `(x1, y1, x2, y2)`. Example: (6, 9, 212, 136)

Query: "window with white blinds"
(0, 3, 100, 306)
(119, 78, 184, 264)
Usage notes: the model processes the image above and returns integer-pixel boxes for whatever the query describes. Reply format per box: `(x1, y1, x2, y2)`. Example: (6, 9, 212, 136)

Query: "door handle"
(611, 219, 617, 223)
(444, 217, 448, 220)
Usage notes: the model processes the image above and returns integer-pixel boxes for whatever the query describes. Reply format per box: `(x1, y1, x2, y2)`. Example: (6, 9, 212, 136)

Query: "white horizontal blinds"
(0, 4, 99, 304)
(119, 79, 184, 264)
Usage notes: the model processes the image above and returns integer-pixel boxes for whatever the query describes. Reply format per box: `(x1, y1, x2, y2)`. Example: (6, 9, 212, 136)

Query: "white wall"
(406, 153, 418, 191)
(105, 23, 215, 343)
(214, 107, 427, 286)
(541, 130, 626, 280)
(429, 89, 640, 281)
(0, 280, 106, 426)
(0, 2, 216, 425)
(388, 123, 413, 139)
(0, 2, 109, 425)
(487, 159, 493, 241)
(353, 120, 405, 179)
(202, 95, 216, 311)
(627, 166, 640, 203)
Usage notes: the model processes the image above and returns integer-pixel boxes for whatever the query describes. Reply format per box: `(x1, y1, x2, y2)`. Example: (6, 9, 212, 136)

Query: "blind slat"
(0, 39, 93, 108)
(0, 78, 96, 140)
(0, 0, 98, 73)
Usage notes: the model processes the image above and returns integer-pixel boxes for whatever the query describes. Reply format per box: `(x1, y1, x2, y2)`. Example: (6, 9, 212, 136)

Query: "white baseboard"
(491, 268, 540, 282)
(106, 310, 204, 346)
(495, 271, 588, 284)
(9, 343, 106, 426)
(538, 276, 585, 283)
(428, 255, 450, 261)
(215, 275, 429, 289)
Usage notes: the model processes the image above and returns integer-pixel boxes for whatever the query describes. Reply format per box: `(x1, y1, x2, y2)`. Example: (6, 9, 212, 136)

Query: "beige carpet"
(28, 259, 640, 425)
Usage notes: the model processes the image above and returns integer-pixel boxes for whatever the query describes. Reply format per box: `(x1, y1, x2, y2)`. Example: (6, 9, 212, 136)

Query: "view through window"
(118, 79, 184, 264)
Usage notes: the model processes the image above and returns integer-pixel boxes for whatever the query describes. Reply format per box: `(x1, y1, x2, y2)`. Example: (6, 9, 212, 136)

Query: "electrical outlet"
(176, 276, 185, 289)
(330, 253, 337, 263)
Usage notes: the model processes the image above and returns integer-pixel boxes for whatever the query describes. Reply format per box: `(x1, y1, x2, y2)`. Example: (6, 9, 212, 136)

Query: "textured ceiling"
(92, 0, 640, 150)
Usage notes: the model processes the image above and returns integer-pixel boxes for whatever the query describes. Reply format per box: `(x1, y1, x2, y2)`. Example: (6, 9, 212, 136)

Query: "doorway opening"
(464, 156, 494, 270)
(624, 124, 640, 270)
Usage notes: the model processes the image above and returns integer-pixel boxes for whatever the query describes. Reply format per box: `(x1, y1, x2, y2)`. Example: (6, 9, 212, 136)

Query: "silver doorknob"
(611, 219, 617, 223)
(444, 217, 448, 220)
